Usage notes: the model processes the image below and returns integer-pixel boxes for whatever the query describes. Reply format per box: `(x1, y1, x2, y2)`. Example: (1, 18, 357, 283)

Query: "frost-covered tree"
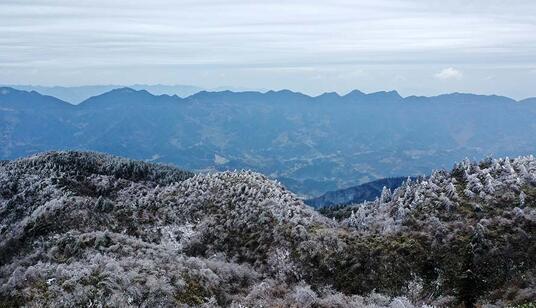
(1, 151, 535, 307)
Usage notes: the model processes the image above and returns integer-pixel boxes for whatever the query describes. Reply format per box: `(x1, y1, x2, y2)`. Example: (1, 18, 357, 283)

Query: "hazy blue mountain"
(3, 84, 269, 104)
(2, 86, 536, 197)
(0, 87, 77, 159)
(3, 84, 204, 104)
(520, 97, 536, 104)
(0, 87, 72, 111)
(304, 177, 411, 208)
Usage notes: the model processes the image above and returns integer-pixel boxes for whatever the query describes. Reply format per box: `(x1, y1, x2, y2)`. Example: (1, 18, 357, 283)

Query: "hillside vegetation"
(0, 152, 535, 307)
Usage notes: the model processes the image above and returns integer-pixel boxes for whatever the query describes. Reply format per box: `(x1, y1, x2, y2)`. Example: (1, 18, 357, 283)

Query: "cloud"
(0, 0, 535, 98)
(435, 67, 463, 80)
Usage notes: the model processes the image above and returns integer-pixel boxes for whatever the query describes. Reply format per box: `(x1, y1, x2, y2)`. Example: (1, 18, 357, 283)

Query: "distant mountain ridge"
(305, 177, 412, 208)
(1, 84, 203, 104)
(2, 84, 271, 104)
(2, 86, 536, 196)
(5, 84, 534, 105)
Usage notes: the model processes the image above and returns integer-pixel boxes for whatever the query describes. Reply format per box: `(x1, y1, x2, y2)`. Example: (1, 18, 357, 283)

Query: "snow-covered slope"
(1, 152, 535, 307)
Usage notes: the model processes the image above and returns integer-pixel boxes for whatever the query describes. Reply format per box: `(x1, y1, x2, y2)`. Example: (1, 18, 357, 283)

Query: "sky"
(1, 0, 535, 99)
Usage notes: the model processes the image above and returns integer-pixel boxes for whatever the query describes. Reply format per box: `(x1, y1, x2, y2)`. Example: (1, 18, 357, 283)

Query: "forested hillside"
(2, 86, 536, 197)
(1, 152, 535, 307)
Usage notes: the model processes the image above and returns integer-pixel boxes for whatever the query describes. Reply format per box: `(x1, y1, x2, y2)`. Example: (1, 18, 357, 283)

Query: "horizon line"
(1, 84, 535, 104)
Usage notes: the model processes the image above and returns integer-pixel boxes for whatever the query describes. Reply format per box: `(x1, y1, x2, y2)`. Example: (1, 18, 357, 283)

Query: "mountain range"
(2, 85, 266, 104)
(1, 86, 536, 197)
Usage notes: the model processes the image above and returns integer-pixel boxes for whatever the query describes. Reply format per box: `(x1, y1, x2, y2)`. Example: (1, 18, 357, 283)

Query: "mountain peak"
(315, 92, 341, 99)
(368, 90, 402, 98)
(266, 89, 300, 95)
(99, 87, 154, 97)
(431, 92, 517, 104)
(78, 87, 177, 107)
(344, 89, 365, 97)
(111, 87, 137, 93)
(0, 86, 72, 109)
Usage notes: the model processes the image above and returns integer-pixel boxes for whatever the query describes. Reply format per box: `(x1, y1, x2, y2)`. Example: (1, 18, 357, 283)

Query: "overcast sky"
(1, 0, 535, 99)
